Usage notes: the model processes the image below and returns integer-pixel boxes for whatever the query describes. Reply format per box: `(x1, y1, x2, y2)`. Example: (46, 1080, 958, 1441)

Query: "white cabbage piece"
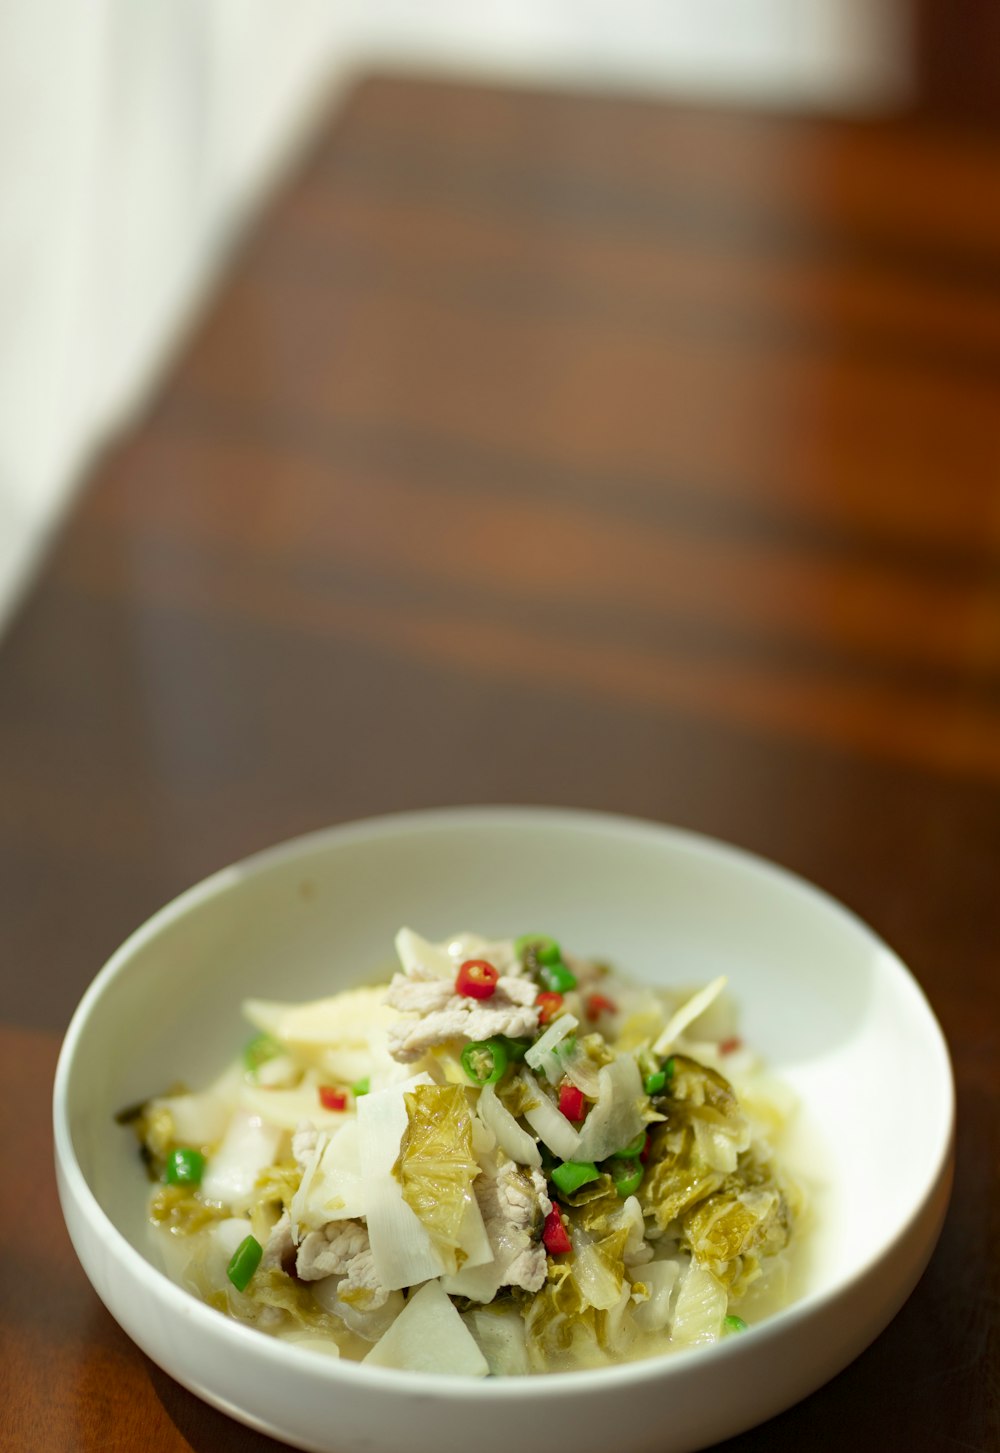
(519, 1069, 581, 1161)
(631, 1258, 680, 1333)
(653, 977, 728, 1056)
(677, 982, 739, 1044)
(455, 1184, 494, 1271)
(440, 1254, 503, 1304)
(362, 1279, 489, 1375)
(525, 1015, 579, 1083)
(613, 988, 677, 1054)
(212, 1216, 254, 1271)
(463, 1304, 531, 1376)
(239, 1073, 352, 1132)
(252, 1053, 300, 1089)
(469, 1108, 496, 1158)
(394, 928, 455, 980)
(736, 1238, 793, 1319)
(691, 1115, 748, 1175)
(243, 986, 401, 1086)
(311, 1275, 405, 1342)
(602, 1281, 638, 1360)
(393, 929, 523, 989)
(200, 1110, 282, 1210)
(296, 1120, 366, 1229)
(571, 1235, 625, 1312)
(476, 1082, 542, 1168)
(559, 1042, 604, 1099)
(574, 1054, 646, 1162)
(357, 1074, 446, 1291)
(617, 1194, 653, 1266)
(441, 931, 521, 977)
(289, 1129, 327, 1241)
(394, 1083, 493, 1278)
(150, 1063, 243, 1146)
(670, 1262, 727, 1347)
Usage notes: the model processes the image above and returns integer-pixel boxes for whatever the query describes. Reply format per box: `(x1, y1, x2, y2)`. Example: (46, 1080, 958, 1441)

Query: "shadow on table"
(146, 1360, 291, 1452)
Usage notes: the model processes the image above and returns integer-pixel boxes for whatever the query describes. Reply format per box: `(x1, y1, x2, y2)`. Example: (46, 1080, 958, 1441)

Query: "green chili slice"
(461, 1037, 509, 1086)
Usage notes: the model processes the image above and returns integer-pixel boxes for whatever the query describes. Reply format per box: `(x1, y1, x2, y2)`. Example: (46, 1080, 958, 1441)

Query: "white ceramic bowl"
(54, 807, 954, 1453)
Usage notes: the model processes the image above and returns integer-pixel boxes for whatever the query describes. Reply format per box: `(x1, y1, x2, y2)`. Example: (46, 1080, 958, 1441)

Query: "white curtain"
(0, 0, 340, 617)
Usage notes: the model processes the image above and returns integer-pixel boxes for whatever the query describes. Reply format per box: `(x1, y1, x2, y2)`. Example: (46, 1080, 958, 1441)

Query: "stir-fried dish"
(122, 931, 803, 1375)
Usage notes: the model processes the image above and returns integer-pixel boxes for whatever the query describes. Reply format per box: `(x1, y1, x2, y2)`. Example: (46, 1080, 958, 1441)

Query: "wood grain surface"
(1, 73, 998, 1452)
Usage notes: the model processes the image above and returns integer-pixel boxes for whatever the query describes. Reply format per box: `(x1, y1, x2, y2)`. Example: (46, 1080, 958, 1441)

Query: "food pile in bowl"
(122, 927, 803, 1376)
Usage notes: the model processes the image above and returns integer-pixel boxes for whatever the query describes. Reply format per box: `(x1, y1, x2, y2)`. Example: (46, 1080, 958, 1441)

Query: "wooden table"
(1, 74, 997, 1452)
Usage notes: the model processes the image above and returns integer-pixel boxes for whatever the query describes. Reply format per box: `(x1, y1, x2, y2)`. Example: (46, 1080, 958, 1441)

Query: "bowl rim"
(53, 803, 956, 1400)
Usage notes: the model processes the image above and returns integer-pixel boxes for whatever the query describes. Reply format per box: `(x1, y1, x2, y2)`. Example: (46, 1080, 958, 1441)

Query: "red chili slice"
(536, 991, 563, 1024)
(542, 1206, 571, 1255)
(455, 959, 499, 999)
(719, 1036, 743, 1055)
(585, 993, 617, 1019)
(318, 1086, 348, 1111)
(557, 1082, 586, 1122)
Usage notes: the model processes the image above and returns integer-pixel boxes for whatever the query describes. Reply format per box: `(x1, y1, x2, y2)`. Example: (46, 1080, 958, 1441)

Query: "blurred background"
(2, 0, 994, 631)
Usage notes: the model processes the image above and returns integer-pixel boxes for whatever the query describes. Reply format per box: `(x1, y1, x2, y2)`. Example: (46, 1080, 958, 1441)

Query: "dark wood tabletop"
(1, 71, 998, 1453)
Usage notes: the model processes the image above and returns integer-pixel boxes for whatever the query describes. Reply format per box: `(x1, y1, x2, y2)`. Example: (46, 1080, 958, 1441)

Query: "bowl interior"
(61, 808, 953, 1328)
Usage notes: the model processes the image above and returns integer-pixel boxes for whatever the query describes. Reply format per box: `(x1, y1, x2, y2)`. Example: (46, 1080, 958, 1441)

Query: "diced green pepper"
(164, 1147, 205, 1187)
(551, 1160, 600, 1195)
(351, 1077, 370, 1097)
(613, 1163, 644, 1198)
(724, 1314, 749, 1333)
(644, 1057, 675, 1096)
(539, 961, 578, 993)
(227, 1234, 263, 1292)
(461, 1037, 509, 1086)
(515, 934, 562, 966)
